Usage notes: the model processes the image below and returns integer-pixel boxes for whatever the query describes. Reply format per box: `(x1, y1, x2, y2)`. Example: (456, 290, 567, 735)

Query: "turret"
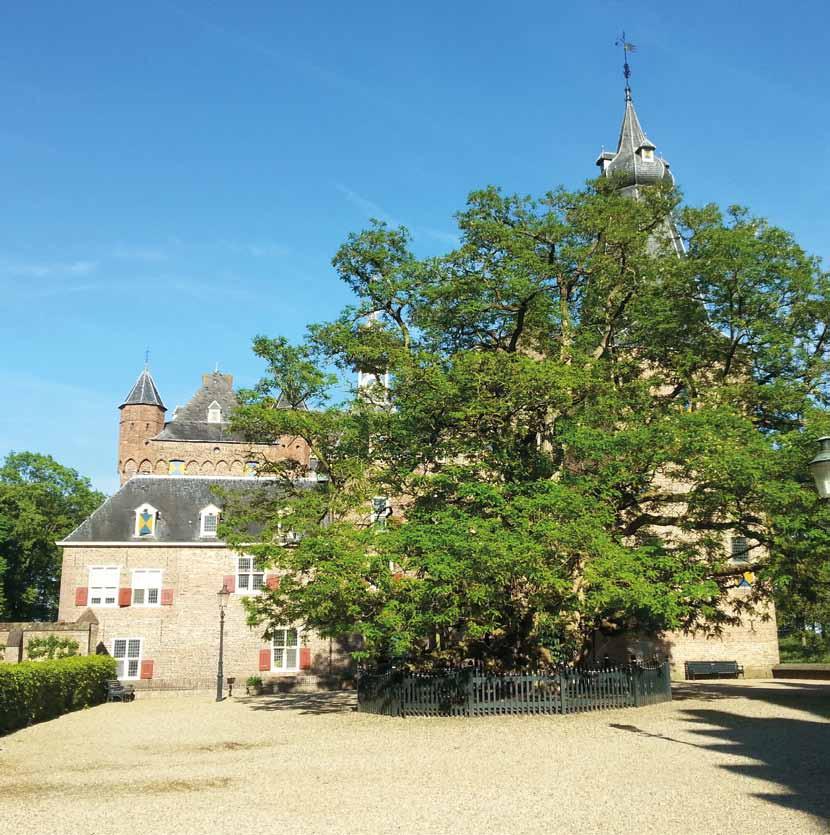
(118, 368, 166, 484)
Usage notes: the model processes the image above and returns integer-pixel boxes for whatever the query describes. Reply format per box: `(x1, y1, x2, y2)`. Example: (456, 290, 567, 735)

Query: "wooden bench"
(684, 661, 744, 680)
(106, 680, 136, 702)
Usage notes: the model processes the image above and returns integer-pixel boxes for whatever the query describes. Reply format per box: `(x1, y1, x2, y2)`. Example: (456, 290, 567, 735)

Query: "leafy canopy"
(226, 178, 830, 668)
(0, 452, 105, 620)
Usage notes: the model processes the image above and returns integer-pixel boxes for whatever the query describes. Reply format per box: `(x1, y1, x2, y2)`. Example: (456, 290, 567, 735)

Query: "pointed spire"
(120, 367, 165, 410)
(598, 91, 672, 190)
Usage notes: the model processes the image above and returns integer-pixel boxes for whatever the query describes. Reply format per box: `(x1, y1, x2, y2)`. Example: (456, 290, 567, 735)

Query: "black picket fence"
(357, 661, 672, 717)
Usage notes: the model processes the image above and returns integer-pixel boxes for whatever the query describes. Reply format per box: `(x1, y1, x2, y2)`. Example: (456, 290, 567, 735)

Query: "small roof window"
(207, 401, 222, 423)
(199, 504, 221, 538)
(135, 504, 158, 538)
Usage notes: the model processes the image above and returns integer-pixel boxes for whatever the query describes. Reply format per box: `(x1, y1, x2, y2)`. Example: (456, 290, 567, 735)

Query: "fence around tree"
(357, 661, 672, 717)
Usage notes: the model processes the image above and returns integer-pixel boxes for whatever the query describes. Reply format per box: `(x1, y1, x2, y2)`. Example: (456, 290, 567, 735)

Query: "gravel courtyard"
(1, 680, 828, 835)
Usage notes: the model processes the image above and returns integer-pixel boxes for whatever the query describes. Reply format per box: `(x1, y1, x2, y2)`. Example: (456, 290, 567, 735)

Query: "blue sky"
(1, 0, 828, 494)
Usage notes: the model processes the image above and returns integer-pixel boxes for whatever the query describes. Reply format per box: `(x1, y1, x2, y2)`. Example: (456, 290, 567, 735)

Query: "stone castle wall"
(58, 545, 353, 690)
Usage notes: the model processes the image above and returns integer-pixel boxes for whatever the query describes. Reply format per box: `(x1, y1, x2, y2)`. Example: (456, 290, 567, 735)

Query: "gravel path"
(1, 680, 828, 835)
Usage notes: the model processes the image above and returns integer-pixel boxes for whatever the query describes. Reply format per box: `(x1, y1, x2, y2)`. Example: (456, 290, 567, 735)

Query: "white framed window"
(89, 566, 119, 607)
(134, 503, 158, 538)
(372, 496, 391, 528)
(272, 628, 300, 671)
(641, 148, 655, 161)
(132, 569, 162, 606)
(207, 400, 222, 423)
(199, 504, 221, 538)
(730, 536, 750, 563)
(237, 555, 264, 594)
(112, 637, 142, 680)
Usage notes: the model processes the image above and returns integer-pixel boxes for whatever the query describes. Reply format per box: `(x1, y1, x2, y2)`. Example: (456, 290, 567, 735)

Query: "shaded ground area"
(0, 680, 827, 834)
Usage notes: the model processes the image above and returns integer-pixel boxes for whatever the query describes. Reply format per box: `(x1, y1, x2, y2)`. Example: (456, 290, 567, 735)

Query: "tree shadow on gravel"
(672, 681, 830, 721)
(240, 691, 356, 715)
(681, 708, 830, 824)
(613, 682, 830, 825)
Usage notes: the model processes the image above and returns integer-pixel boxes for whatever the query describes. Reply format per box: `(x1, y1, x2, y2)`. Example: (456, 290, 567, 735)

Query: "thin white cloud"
(336, 184, 397, 225)
(0, 258, 98, 278)
(109, 244, 169, 262)
(414, 227, 461, 248)
(220, 240, 292, 258)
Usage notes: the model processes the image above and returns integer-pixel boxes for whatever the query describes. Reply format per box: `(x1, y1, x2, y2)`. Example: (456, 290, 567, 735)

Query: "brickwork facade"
(58, 545, 353, 690)
(118, 430, 309, 485)
(595, 589, 780, 679)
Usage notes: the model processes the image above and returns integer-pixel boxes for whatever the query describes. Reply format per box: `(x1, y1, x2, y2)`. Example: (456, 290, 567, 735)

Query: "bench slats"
(684, 661, 744, 680)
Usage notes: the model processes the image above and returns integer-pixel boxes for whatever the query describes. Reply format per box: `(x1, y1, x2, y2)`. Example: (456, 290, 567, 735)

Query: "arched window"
(207, 400, 222, 423)
(200, 504, 221, 537)
(134, 504, 158, 538)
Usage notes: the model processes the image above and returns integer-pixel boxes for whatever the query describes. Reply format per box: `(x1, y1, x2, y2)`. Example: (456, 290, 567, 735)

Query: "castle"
(47, 83, 780, 690)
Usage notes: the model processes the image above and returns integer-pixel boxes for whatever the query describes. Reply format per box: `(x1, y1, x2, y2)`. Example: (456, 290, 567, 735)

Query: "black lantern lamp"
(216, 584, 230, 701)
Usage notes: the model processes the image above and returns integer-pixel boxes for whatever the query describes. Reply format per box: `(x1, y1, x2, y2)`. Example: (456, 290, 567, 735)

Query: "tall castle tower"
(595, 43, 684, 256)
(118, 367, 166, 483)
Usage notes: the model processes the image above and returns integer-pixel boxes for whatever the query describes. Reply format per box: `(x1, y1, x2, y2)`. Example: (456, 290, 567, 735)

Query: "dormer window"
(207, 401, 222, 423)
(200, 504, 221, 538)
(135, 503, 158, 538)
(640, 148, 654, 162)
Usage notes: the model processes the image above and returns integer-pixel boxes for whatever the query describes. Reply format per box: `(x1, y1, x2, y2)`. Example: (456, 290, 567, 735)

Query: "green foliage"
(229, 179, 830, 669)
(0, 452, 105, 620)
(246, 675, 263, 687)
(0, 654, 116, 734)
(778, 633, 830, 664)
(26, 635, 80, 660)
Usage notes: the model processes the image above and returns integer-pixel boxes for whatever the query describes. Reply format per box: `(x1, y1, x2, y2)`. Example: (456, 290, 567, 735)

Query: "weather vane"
(144, 348, 150, 369)
(615, 32, 637, 95)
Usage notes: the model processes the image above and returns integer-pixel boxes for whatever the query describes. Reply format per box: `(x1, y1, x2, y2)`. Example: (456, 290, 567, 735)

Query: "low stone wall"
(0, 615, 98, 663)
(772, 664, 830, 680)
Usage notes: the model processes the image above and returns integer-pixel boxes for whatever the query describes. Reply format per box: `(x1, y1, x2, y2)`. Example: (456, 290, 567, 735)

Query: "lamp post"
(808, 437, 830, 499)
(216, 583, 230, 702)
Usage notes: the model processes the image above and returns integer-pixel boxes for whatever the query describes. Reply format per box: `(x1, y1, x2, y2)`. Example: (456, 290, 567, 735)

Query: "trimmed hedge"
(0, 654, 117, 734)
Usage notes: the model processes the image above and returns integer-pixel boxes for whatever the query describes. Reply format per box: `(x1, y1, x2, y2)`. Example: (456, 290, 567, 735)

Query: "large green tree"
(226, 178, 830, 669)
(0, 452, 105, 621)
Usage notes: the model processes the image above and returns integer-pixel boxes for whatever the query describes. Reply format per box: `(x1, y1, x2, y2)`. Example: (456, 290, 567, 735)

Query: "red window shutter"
(222, 575, 236, 594)
(161, 588, 174, 606)
(140, 660, 154, 679)
(300, 647, 312, 670)
(118, 588, 132, 607)
(258, 648, 271, 671)
(74, 587, 88, 607)
(266, 575, 280, 590)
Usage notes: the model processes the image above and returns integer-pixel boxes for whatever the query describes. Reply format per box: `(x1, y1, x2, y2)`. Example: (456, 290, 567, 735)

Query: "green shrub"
(0, 654, 117, 735)
(779, 633, 830, 663)
(27, 635, 80, 660)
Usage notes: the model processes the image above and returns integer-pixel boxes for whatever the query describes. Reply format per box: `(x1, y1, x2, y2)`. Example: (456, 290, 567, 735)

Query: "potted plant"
(245, 675, 263, 696)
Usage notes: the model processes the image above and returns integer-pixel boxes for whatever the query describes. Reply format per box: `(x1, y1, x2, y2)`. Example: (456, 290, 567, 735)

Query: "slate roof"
(154, 372, 245, 443)
(60, 476, 288, 543)
(120, 369, 165, 410)
(602, 89, 673, 190)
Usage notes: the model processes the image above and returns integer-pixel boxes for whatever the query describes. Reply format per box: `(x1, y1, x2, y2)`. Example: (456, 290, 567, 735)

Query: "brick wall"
(0, 620, 98, 663)
(595, 591, 780, 679)
(118, 413, 310, 485)
(58, 545, 353, 690)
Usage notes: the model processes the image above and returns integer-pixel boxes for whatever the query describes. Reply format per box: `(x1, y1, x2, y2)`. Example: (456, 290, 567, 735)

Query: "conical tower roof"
(119, 368, 165, 410)
(601, 88, 673, 190)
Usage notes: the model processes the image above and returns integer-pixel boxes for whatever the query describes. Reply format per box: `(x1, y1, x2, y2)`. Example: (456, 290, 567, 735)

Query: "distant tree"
(0, 452, 105, 620)
(226, 179, 830, 669)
